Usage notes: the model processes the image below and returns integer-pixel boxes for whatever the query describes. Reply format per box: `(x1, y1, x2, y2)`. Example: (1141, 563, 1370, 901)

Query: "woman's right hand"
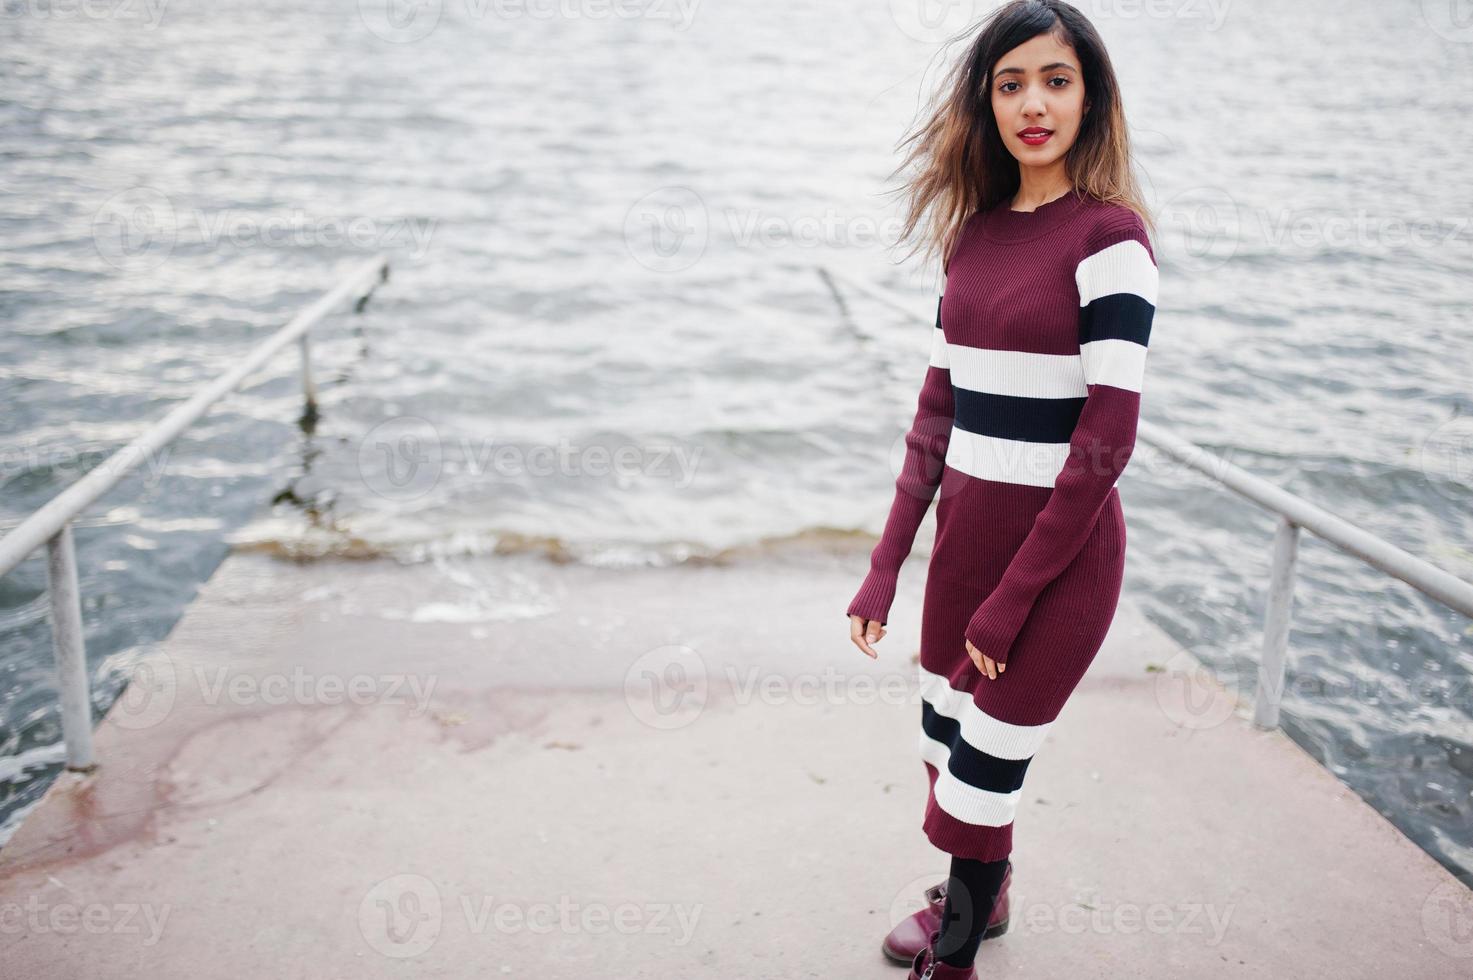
(849, 615, 886, 659)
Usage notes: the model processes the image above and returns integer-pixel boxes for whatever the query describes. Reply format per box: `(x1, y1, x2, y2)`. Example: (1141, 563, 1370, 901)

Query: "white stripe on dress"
(944, 428, 1072, 488)
(928, 323, 950, 369)
(1080, 337, 1149, 393)
(917, 663, 1054, 758)
(945, 345, 1087, 399)
(1075, 238, 1157, 306)
(919, 731, 1024, 826)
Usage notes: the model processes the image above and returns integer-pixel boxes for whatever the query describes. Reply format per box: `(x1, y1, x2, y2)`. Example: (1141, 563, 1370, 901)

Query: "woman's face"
(988, 31, 1088, 171)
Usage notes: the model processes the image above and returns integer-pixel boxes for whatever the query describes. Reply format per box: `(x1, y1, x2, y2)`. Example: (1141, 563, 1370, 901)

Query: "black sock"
(934, 855, 1009, 968)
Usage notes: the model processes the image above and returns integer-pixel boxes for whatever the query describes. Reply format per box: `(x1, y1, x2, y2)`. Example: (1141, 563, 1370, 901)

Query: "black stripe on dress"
(952, 387, 1085, 445)
(1078, 291, 1154, 347)
(921, 700, 1035, 794)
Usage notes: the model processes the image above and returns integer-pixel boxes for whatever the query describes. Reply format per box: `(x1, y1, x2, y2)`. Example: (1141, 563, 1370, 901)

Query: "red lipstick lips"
(1018, 127, 1053, 146)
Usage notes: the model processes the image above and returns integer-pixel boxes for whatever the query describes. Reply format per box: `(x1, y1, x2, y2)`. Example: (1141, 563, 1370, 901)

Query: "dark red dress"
(847, 190, 1159, 860)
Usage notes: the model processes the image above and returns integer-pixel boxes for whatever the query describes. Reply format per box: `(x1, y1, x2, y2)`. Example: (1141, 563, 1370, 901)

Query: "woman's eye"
(997, 77, 1068, 93)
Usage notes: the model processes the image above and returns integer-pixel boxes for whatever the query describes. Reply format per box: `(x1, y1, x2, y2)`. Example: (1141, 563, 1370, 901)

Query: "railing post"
(44, 523, 96, 771)
(299, 332, 317, 411)
(0, 255, 391, 774)
(1253, 515, 1301, 731)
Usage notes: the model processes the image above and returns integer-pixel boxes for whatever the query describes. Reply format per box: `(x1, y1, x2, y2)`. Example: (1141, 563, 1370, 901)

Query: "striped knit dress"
(847, 189, 1158, 861)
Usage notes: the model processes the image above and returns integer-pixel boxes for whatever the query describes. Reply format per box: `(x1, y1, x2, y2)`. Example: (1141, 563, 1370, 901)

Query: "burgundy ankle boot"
(882, 861, 1010, 965)
(906, 928, 978, 980)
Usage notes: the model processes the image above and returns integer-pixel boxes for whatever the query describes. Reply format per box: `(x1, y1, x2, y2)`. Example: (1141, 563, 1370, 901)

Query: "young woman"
(845, 4, 1159, 978)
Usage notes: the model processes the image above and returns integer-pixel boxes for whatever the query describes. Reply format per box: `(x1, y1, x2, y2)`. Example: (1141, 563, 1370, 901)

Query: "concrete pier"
(1, 544, 1468, 978)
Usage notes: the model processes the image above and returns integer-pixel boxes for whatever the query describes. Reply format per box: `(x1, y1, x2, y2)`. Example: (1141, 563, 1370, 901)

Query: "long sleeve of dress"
(962, 214, 1158, 663)
(846, 296, 955, 626)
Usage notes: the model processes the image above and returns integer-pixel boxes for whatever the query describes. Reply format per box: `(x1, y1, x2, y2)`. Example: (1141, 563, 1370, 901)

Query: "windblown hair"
(886, 0, 1155, 274)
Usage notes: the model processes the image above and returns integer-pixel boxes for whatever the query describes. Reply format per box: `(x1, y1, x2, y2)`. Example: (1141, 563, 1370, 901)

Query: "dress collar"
(977, 188, 1088, 243)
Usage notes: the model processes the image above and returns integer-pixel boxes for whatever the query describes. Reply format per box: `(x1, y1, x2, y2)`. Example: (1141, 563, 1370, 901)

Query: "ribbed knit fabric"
(846, 188, 1158, 860)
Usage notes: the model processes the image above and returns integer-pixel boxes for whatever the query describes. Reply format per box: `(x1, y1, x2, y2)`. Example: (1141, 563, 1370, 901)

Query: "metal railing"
(820, 266, 1473, 730)
(0, 253, 391, 771)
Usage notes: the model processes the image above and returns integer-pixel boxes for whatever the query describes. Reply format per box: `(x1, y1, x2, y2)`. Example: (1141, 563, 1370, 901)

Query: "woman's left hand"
(966, 639, 1005, 680)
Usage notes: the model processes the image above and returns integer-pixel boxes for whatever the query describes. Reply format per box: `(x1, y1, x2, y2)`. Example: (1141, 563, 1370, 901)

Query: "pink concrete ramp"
(1, 548, 1468, 978)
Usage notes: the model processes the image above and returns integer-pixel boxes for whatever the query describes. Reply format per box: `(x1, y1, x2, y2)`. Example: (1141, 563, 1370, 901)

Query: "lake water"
(2, 0, 1471, 877)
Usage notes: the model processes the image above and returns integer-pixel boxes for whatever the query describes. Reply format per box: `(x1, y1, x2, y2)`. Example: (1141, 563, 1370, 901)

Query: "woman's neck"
(1010, 165, 1073, 212)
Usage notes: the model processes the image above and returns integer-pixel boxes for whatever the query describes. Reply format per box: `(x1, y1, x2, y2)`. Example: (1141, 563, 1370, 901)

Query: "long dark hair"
(886, 0, 1154, 274)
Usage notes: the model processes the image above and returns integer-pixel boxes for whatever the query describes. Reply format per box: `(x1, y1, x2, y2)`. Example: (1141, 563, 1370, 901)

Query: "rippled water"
(2, 0, 1471, 874)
